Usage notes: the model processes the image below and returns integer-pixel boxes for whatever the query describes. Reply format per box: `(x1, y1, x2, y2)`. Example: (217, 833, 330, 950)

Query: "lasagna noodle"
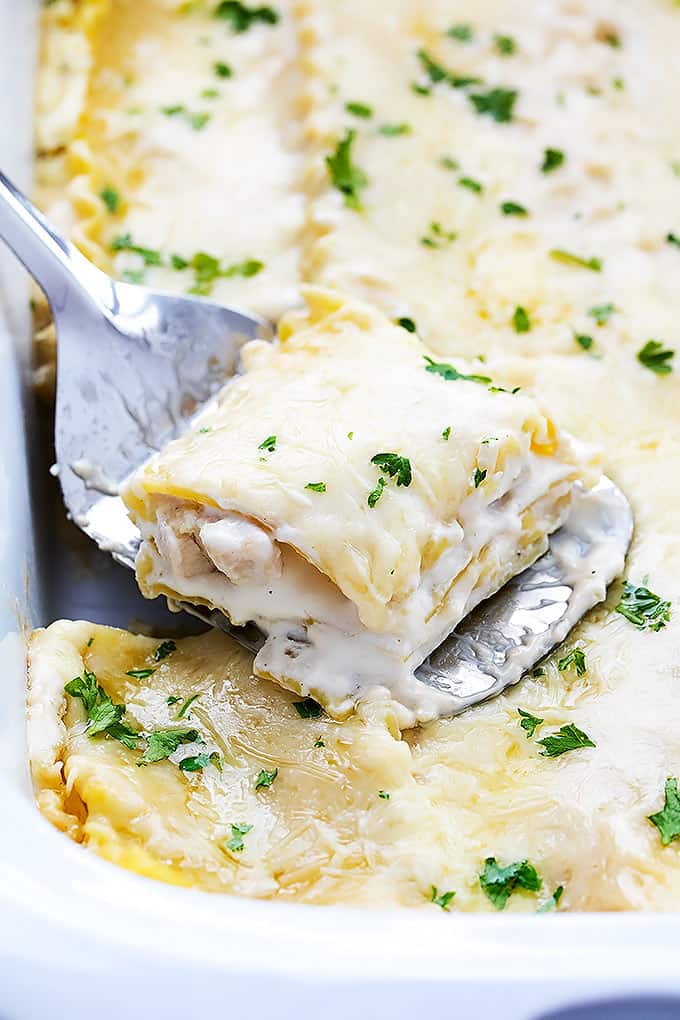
(122, 288, 599, 722)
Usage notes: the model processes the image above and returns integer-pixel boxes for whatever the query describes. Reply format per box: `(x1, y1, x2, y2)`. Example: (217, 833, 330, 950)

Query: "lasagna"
(122, 288, 599, 723)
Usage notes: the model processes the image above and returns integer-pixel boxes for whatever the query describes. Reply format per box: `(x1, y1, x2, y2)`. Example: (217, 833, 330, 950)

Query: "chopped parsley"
(637, 340, 675, 375)
(371, 452, 412, 487)
(64, 671, 139, 748)
(479, 857, 541, 910)
(378, 122, 412, 137)
(473, 467, 487, 488)
(648, 778, 680, 846)
(468, 87, 517, 123)
(614, 580, 671, 631)
(167, 696, 181, 706)
(255, 767, 278, 790)
(188, 252, 263, 296)
(305, 481, 327, 493)
(518, 708, 543, 738)
(201, 88, 220, 99)
(430, 886, 455, 910)
(424, 355, 491, 385)
(500, 200, 528, 216)
(293, 698, 322, 719)
(396, 316, 417, 332)
(541, 148, 564, 173)
(126, 668, 155, 679)
(442, 426, 451, 441)
(512, 306, 530, 333)
(537, 886, 564, 913)
(171, 254, 189, 269)
(557, 647, 587, 677)
(111, 233, 162, 266)
(537, 723, 596, 758)
(214, 60, 233, 78)
(176, 692, 200, 719)
(416, 49, 481, 91)
(258, 434, 277, 453)
(378, 790, 391, 800)
(224, 822, 253, 853)
(345, 100, 373, 119)
(139, 728, 199, 765)
(367, 477, 386, 508)
(161, 105, 211, 130)
(458, 176, 483, 193)
(549, 249, 602, 272)
(154, 639, 177, 662)
(179, 752, 220, 772)
(588, 302, 616, 325)
(439, 155, 460, 171)
(574, 332, 594, 352)
(214, 1, 279, 32)
(446, 24, 473, 42)
(100, 186, 120, 214)
(325, 130, 367, 210)
(667, 232, 680, 250)
(313, 737, 325, 748)
(420, 221, 457, 248)
(600, 28, 621, 48)
(121, 268, 145, 284)
(494, 34, 516, 56)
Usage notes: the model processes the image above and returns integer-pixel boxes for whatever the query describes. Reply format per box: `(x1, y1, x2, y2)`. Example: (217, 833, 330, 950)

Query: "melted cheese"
(30, 0, 680, 910)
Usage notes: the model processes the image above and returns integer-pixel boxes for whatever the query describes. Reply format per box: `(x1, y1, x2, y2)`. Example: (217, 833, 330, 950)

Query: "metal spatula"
(0, 170, 633, 714)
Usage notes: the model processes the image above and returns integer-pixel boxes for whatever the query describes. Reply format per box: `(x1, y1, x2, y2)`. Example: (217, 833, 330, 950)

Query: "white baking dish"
(2, 3, 680, 1017)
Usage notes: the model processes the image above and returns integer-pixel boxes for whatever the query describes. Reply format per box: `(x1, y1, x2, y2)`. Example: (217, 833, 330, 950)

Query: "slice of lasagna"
(122, 288, 600, 724)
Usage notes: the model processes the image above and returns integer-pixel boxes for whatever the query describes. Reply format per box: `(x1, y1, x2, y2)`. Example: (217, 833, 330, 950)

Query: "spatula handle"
(0, 169, 105, 310)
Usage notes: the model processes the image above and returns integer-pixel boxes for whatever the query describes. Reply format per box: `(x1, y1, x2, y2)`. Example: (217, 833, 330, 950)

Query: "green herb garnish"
(420, 221, 457, 248)
(537, 723, 596, 758)
(480, 857, 541, 910)
(473, 467, 487, 488)
(305, 481, 327, 493)
(64, 670, 139, 748)
(574, 333, 594, 351)
(224, 822, 253, 853)
(557, 647, 587, 677)
(345, 101, 373, 119)
(396, 316, 416, 332)
(500, 200, 527, 216)
(214, 60, 233, 77)
(214, 1, 278, 32)
(512, 306, 530, 333)
(541, 148, 564, 173)
(367, 477, 386, 508)
(518, 708, 543, 738)
(446, 24, 473, 42)
(614, 580, 671, 630)
(371, 452, 412, 487)
(442, 426, 451, 441)
(378, 122, 412, 137)
(255, 767, 278, 790)
(588, 302, 616, 325)
(537, 886, 564, 912)
(430, 886, 455, 910)
(458, 176, 483, 193)
(154, 640, 177, 662)
(468, 87, 517, 123)
(378, 790, 390, 800)
(176, 693, 200, 719)
(637, 340, 675, 375)
(139, 728, 199, 765)
(126, 668, 155, 679)
(100, 186, 120, 214)
(424, 355, 491, 385)
(325, 130, 367, 210)
(494, 34, 516, 56)
(111, 234, 162, 266)
(648, 778, 680, 846)
(258, 435, 277, 453)
(549, 249, 602, 272)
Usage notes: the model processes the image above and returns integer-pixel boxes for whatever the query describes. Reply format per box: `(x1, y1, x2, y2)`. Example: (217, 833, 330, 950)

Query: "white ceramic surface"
(1, 3, 680, 1017)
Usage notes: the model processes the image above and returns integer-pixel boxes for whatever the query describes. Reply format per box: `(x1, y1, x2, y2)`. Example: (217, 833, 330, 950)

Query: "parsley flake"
(420, 221, 457, 248)
(424, 355, 491, 385)
(371, 452, 412, 487)
(378, 122, 412, 137)
(293, 698, 322, 719)
(501, 200, 528, 216)
(615, 580, 671, 631)
(258, 435, 277, 453)
(648, 778, 680, 846)
(518, 708, 543, 738)
(154, 640, 177, 662)
(537, 723, 596, 758)
(458, 176, 483, 193)
(541, 148, 564, 173)
(367, 477, 386, 508)
(537, 886, 564, 913)
(473, 467, 487, 488)
(176, 693, 200, 719)
(305, 481, 327, 493)
(345, 101, 373, 119)
(111, 234, 162, 266)
(557, 647, 587, 677)
(442, 426, 451, 441)
(512, 306, 530, 333)
(430, 886, 455, 910)
(126, 668, 155, 679)
(637, 340, 675, 375)
(214, 61, 232, 78)
(224, 822, 253, 853)
(313, 737, 325, 748)
(100, 186, 120, 214)
(447, 24, 473, 42)
(468, 87, 517, 123)
(574, 332, 594, 352)
(378, 790, 390, 800)
(480, 857, 541, 910)
(396, 316, 417, 332)
(588, 302, 616, 325)
(667, 232, 680, 250)
(326, 130, 368, 210)
(139, 728, 199, 765)
(494, 34, 516, 56)
(214, 1, 279, 33)
(255, 767, 278, 790)
(179, 752, 215, 772)
(549, 249, 602, 272)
